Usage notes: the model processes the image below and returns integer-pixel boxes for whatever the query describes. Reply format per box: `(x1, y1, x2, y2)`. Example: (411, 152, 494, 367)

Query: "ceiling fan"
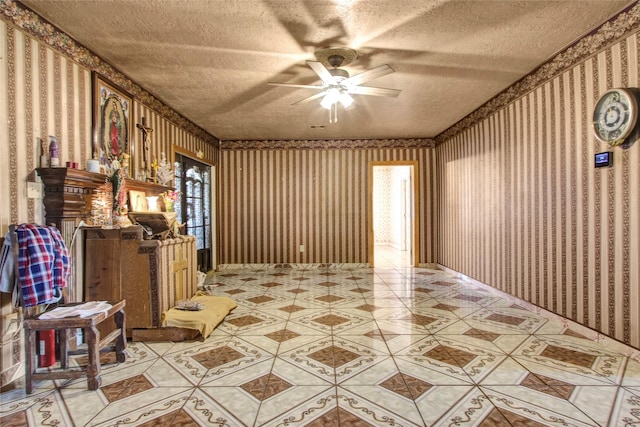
(268, 47, 401, 123)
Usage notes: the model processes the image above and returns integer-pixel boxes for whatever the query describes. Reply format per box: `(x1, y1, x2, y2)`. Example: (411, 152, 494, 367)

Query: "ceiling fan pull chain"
(330, 102, 338, 124)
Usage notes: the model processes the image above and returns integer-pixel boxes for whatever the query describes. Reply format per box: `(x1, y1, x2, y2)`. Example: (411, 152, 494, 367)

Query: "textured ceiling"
(20, 0, 633, 141)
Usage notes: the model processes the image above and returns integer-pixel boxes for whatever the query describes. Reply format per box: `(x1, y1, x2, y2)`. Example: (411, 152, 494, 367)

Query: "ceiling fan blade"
(348, 86, 401, 97)
(344, 64, 395, 86)
(268, 82, 325, 90)
(306, 60, 335, 84)
(292, 91, 327, 105)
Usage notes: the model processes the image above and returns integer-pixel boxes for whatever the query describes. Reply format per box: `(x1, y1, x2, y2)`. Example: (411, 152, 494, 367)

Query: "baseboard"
(217, 263, 370, 270)
(418, 263, 438, 268)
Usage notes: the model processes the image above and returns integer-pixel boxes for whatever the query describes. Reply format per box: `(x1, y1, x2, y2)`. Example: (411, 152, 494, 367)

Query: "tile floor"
(374, 245, 411, 269)
(1, 255, 640, 426)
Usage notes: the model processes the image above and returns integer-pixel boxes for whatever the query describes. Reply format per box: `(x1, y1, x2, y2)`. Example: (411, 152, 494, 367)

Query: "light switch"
(27, 182, 43, 198)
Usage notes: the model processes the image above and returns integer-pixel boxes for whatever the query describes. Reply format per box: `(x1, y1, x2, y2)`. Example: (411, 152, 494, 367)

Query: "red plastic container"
(37, 329, 56, 367)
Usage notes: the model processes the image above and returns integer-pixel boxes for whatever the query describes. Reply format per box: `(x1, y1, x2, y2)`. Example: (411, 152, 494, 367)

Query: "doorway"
(368, 161, 419, 267)
(174, 153, 214, 272)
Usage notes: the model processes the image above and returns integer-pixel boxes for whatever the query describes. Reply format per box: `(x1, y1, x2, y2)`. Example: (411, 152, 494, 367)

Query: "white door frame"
(368, 160, 419, 267)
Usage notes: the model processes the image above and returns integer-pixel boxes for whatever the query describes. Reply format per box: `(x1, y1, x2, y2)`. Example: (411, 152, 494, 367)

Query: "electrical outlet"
(26, 182, 43, 199)
(299, 245, 304, 253)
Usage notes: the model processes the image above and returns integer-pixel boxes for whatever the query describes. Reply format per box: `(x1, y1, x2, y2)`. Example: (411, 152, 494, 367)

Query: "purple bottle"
(49, 135, 60, 167)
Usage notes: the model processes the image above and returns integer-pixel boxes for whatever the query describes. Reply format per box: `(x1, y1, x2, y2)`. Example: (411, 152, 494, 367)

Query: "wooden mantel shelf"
(36, 167, 109, 188)
(123, 177, 172, 195)
(36, 167, 172, 193)
(36, 167, 172, 228)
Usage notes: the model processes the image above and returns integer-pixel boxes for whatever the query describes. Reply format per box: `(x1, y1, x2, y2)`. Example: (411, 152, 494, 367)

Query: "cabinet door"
(84, 227, 149, 334)
(122, 244, 152, 330)
(85, 229, 123, 302)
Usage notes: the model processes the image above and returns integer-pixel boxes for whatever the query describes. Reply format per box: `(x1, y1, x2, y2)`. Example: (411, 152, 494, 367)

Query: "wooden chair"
(22, 300, 126, 394)
(8, 225, 127, 394)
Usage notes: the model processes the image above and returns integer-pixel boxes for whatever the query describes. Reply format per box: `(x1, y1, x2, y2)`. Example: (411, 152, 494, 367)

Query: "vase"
(164, 200, 175, 212)
(49, 135, 60, 167)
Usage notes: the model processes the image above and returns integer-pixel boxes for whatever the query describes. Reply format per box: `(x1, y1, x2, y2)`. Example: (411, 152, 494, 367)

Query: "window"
(175, 154, 211, 271)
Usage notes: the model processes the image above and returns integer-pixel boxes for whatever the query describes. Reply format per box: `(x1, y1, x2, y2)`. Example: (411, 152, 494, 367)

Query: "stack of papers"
(39, 301, 112, 319)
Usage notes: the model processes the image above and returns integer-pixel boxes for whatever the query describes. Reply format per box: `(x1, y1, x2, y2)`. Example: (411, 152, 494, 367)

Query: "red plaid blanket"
(16, 224, 69, 307)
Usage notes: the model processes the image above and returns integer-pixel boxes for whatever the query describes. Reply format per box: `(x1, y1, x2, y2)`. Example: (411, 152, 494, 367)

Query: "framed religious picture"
(128, 190, 147, 212)
(93, 73, 133, 170)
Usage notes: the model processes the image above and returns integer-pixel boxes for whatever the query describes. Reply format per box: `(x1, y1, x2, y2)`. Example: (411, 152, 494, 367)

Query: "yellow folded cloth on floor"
(161, 293, 236, 339)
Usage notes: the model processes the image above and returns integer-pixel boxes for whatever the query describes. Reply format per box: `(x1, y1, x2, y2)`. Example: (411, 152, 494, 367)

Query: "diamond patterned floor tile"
(180, 388, 248, 426)
(429, 387, 513, 427)
(313, 314, 351, 328)
(622, 359, 640, 387)
(0, 390, 73, 426)
(6, 264, 639, 427)
(482, 384, 615, 426)
(0, 410, 29, 426)
(609, 387, 640, 426)
(279, 337, 338, 380)
(87, 388, 195, 426)
(217, 310, 288, 335)
(395, 336, 474, 382)
(255, 387, 338, 426)
(193, 345, 245, 369)
(333, 334, 392, 355)
(101, 374, 154, 402)
(466, 307, 549, 334)
(511, 336, 629, 385)
(164, 337, 277, 386)
(135, 408, 196, 427)
(241, 373, 293, 400)
(374, 311, 458, 335)
(336, 387, 425, 426)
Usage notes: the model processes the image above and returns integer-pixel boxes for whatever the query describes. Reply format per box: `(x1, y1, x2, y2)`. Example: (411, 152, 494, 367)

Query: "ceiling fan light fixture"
(269, 46, 400, 116)
(339, 93, 354, 108)
(321, 88, 340, 109)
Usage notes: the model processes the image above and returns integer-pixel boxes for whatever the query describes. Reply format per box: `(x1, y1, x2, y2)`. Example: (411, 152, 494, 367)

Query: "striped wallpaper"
(1, 0, 639, 382)
(0, 14, 218, 385)
(437, 31, 640, 349)
(0, 18, 217, 232)
(130, 104, 218, 178)
(218, 143, 436, 266)
(0, 21, 93, 228)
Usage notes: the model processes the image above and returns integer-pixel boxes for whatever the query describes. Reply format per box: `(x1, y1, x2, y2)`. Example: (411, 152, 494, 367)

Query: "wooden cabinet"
(84, 226, 151, 335)
(36, 167, 172, 303)
(84, 226, 198, 336)
(138, 236, 198, 324)
(37, 168, 198, 337)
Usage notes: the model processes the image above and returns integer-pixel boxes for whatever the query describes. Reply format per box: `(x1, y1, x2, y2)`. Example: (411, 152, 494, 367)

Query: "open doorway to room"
(368, 161, 419, 268)
(174, 152, 216, 272)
